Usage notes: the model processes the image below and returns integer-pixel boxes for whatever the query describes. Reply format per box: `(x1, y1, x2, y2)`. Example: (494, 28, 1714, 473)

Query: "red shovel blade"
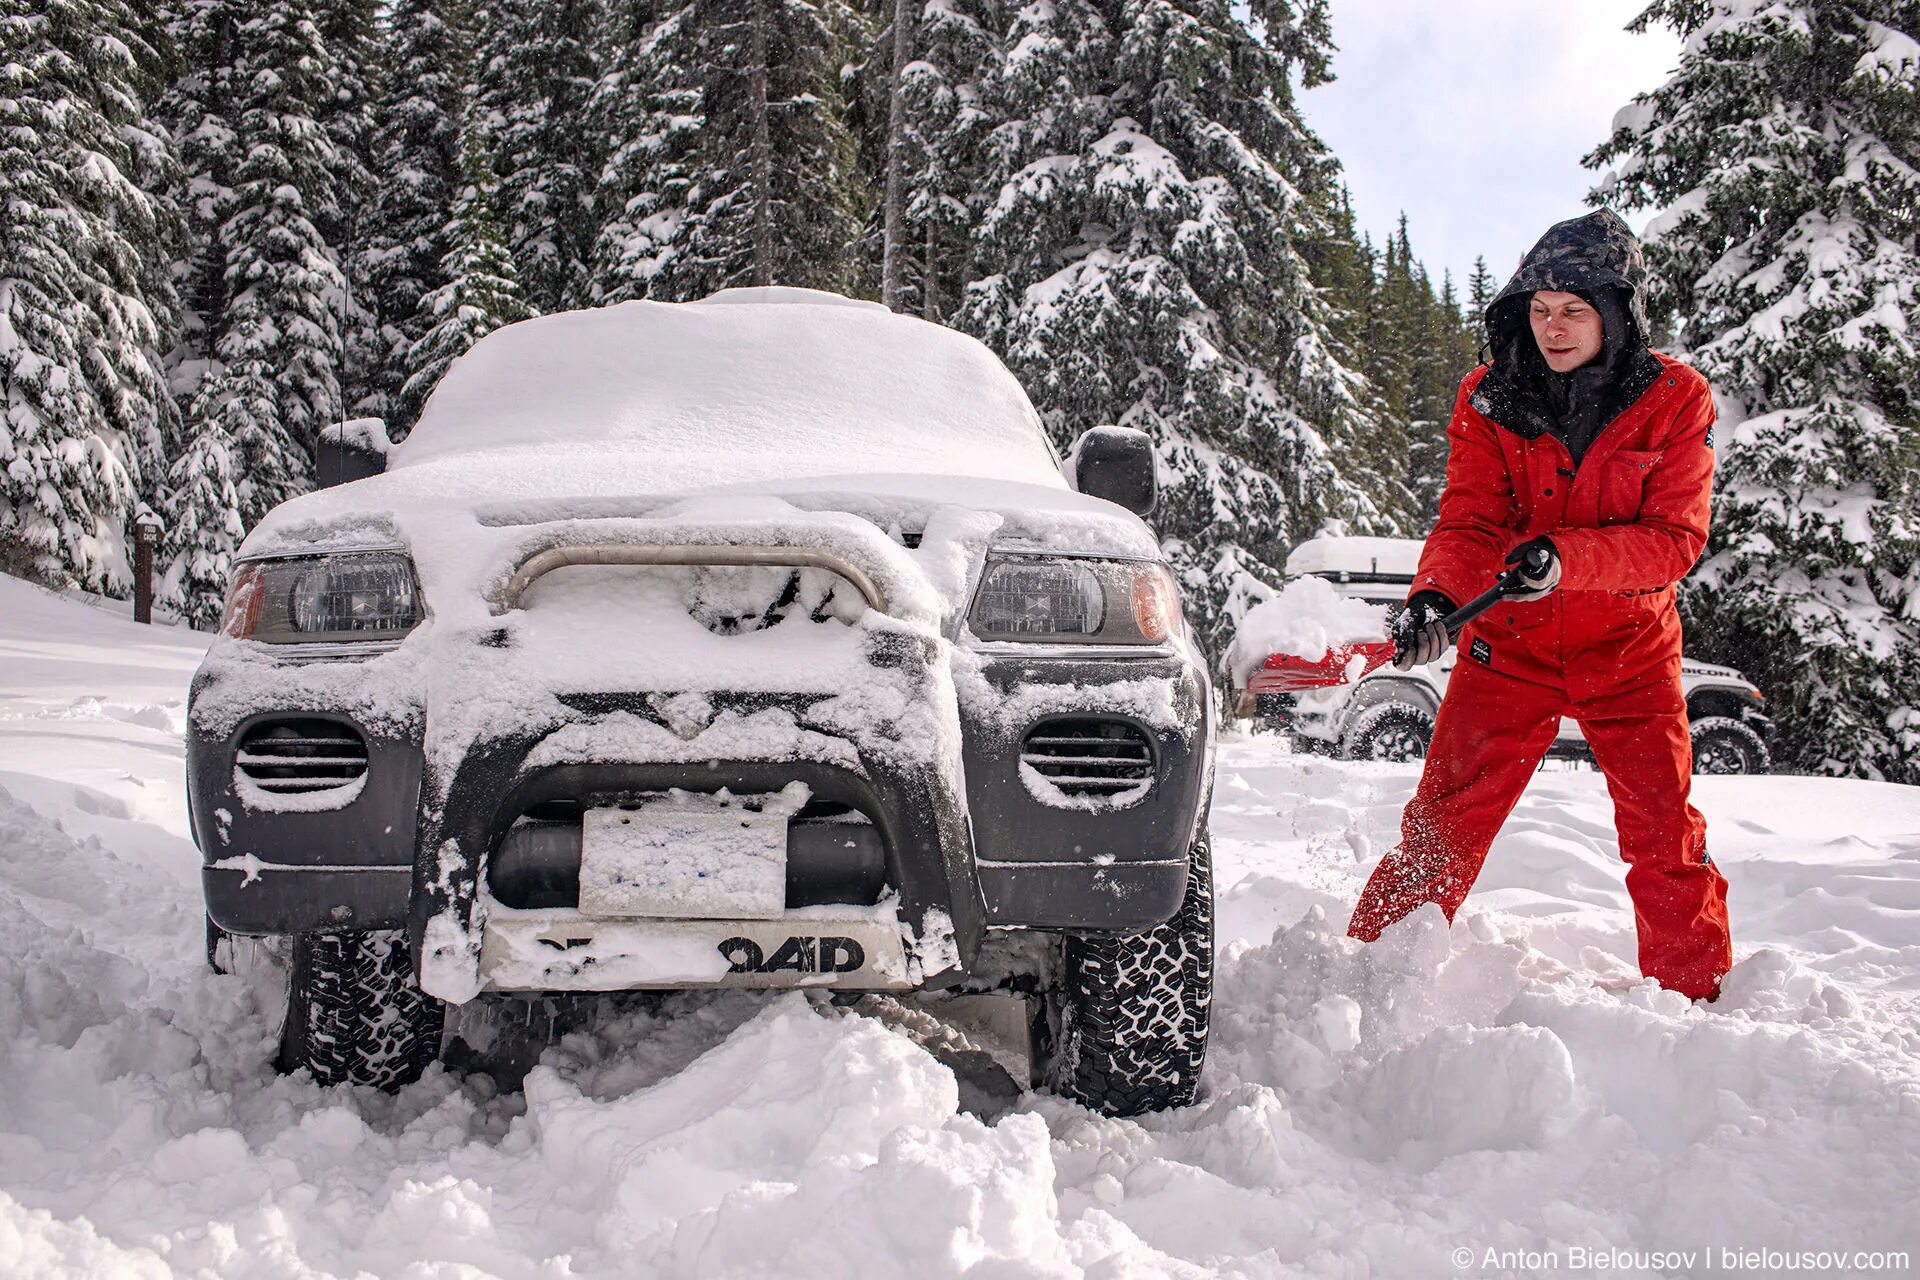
(1245, 639, 1397, 692)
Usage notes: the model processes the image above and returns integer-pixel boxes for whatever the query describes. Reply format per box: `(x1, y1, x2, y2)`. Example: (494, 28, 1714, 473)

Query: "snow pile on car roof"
(1286, 535, 1422, 580)
(396, 288, 1063, 491)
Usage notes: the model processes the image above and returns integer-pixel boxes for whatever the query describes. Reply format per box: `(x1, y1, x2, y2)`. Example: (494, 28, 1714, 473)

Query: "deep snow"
(2, 572, 1918, 1278)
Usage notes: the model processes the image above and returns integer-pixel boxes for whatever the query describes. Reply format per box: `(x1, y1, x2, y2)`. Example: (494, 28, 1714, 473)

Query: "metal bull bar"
(415, 537, 983, 1002)
(492, 543, 891, 615)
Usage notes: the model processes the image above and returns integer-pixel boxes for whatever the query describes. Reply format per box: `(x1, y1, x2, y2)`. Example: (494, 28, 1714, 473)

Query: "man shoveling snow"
(1346, 209, 1733, 1003)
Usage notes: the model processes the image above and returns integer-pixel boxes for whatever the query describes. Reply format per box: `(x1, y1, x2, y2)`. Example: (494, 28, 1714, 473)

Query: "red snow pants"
(1347, 658, 1732, 1000)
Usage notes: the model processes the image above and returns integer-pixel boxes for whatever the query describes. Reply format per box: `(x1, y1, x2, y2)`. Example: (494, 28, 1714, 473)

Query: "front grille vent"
(235, 718, 369, 794)
(1020, 719, 1154, 799)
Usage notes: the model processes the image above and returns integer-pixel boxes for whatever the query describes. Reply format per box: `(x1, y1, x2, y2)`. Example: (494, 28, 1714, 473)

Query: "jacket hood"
(1484, 208, 1652, 356)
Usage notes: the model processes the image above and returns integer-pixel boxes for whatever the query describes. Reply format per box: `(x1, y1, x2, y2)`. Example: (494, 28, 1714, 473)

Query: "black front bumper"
(408, 687, 987, 992)
(189, 700, 423, 935)
(189, 646, 1214, 986)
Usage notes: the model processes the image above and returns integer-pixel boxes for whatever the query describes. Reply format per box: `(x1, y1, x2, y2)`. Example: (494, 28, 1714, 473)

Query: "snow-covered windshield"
(395, 289, 1065, 491)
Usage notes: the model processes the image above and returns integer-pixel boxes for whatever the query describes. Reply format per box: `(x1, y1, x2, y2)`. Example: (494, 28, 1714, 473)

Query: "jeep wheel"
(1343, 702, 1434, 763)
(1035, 829, 1214, 1117)
(1690, 716, 1770, 775)
(278, 931, 445, 1090)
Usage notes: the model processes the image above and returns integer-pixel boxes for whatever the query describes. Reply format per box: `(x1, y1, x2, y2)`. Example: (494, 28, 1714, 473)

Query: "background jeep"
(1233, 535, 1773, 773)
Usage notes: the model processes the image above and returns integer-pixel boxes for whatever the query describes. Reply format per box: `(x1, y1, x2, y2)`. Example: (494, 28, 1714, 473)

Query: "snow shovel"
(1246, 547, 1551, 693)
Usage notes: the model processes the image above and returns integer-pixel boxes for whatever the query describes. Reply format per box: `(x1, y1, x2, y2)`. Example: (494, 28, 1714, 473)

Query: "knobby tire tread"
(1048, 830, 1214, 1117)
(279, 930, 444, 1090)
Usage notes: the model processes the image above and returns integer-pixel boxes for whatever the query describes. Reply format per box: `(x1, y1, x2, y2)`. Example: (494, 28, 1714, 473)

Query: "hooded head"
(1484, 208, 1652, 360)
(1472, 209, 1663, 465)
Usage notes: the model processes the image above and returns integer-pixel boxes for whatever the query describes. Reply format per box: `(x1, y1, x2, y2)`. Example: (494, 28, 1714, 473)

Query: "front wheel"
(1034, 829, 1214, 1116)
(278, 930, 445, 1089)
(1690, 716, 1770, 775)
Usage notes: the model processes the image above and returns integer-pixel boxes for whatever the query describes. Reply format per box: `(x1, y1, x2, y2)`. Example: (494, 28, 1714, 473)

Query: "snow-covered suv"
(187, 290, 1216, 1116)
(1236, 536, 1773, 773)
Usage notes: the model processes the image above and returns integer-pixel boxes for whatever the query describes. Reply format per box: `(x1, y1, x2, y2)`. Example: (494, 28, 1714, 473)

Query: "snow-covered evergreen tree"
(157, 0, 244, 404)
(215, 0, 343, 521)
(161, 375, 247, 627)
(313, 0, 383, 420)
(358, 0, 465, 430)
(854, 0, 1000, 317)
(1589, 0, 1920, 780)
(400, 121, 534, 417)
(590, 0, 705, 303)
(629, 0, 867, 299)
(958, 0, 1399, 660)
(110, 5, 188, 521)
(1, 0, 181, 591)
(1465, 253, 1496, 335)
(473, 0, 605, 314)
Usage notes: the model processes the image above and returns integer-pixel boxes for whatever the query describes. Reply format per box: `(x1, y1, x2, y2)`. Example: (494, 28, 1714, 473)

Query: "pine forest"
(4, 0, 1917, 780)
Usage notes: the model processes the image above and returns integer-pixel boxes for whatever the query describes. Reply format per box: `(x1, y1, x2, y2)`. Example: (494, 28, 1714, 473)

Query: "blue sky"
(1301, 2, 1682, 299)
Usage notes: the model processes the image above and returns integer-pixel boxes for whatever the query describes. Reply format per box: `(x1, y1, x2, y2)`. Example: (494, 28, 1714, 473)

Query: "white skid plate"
(478, 912, 914, 992)
(578, 784, 808, 920)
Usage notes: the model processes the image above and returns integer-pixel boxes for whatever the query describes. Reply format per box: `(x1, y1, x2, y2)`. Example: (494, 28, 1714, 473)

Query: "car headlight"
(968, 554, 1181, 645)
(219, 550, 423, 644)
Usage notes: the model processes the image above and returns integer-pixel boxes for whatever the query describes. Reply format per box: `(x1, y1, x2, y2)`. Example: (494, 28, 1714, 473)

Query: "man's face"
(1529, 290, 1604, 372)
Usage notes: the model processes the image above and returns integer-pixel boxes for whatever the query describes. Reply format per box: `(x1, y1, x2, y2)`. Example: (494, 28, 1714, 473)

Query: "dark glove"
(1503, 536, 1562, 602)
(1390, 590, 1456, 670)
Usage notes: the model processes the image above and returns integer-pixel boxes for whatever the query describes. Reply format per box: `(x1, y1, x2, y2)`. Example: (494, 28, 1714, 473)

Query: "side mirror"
(315, 418, 392, 488)
(1068, 426, 1157, 516)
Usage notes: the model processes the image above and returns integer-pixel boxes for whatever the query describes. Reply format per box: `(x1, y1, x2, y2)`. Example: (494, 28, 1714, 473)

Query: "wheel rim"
(1696, 736, 1748, 774)
(1367, 721, 1429, 761)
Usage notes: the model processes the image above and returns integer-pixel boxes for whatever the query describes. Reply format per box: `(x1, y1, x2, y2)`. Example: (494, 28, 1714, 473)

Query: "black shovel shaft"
(1444, 542, 1553, 639)
(1441, 577, 1515, 641)
(1396, 544, 1551, 654)
(1391, 575, 1514, 657)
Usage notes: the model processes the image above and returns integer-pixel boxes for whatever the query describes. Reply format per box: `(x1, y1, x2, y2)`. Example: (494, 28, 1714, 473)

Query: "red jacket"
(1412, 354, 1716, 700)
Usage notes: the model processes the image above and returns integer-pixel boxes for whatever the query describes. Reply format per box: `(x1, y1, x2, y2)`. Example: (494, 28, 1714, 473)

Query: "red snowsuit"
(1346, 355, 1733, 1001)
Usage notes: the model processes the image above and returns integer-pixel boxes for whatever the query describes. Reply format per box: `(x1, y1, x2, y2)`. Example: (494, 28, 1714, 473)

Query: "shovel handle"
(1440, 560, 1539, 641)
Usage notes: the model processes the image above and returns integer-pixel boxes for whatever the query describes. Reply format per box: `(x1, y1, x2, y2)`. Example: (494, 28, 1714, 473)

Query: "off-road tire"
(1342, 701, 1434, 763)
(1690, 716, 1770, 775)
(1037, 829, 1214, 1117)
(277, 931, 445, 1089)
